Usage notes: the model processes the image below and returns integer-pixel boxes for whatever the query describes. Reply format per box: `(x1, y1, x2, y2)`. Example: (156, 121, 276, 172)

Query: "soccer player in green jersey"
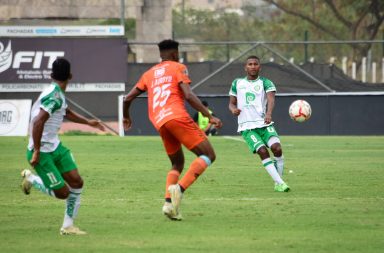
(21, 58, 105, 235)
(229, 55, 290, 192)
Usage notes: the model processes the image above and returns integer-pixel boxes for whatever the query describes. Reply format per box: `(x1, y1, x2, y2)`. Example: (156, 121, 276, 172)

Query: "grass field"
(1, 135, 383, 253)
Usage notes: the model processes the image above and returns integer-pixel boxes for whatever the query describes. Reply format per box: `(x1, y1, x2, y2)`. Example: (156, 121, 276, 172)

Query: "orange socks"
(178, 157, 208, 191)
(165, 170, 180, 199)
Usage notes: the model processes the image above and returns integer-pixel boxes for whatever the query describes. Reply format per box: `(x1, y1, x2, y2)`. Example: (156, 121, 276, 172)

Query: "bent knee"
(203, 152, 216, 164)
(257, 146, 270, 158)
(68, 177, 84, 189)
(271, 145, 282, 157)
(209, 153, 216, 163)
(54, 187, 70, 199)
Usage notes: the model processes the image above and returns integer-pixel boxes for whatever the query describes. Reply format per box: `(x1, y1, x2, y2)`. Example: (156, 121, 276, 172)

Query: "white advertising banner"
(0, 26, 124, 37)
(0, 83, 125, 92)
(0, 100, 31, 136)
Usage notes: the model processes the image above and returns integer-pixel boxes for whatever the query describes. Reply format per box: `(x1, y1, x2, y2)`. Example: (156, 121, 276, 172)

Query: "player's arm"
(65, 108, 105, 131)
(229, 96, 241, 116)
(30, 109, 50, 166)
(123, 87, 144, 130)
(180, 82, 222, 128)
(265, 91, 275, 124)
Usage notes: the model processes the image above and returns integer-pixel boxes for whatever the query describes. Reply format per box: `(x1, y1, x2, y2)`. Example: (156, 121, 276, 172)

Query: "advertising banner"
(0, 26, 124, 37)
(0, 99, 31, 136)
(0, 38, 127, 92)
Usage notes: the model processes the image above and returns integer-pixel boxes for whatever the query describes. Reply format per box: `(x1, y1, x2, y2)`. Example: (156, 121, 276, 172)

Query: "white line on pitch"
(222, 136, 245, 142)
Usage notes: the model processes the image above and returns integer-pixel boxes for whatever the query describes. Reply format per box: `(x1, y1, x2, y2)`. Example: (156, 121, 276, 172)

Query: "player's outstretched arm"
(123, 87, 144, 131)
(180, 83, 222, 128)
(65, 108, 105, 131)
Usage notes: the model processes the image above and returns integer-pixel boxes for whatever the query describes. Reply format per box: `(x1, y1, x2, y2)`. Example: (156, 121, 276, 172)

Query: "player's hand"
(88, 119, 105, 131)
(231, 108, 241, 116)
(123, 117, 132, 131)
(264, 113, 272, 124)
(29, 150, 40, 167)
(209, 116, 223, 129)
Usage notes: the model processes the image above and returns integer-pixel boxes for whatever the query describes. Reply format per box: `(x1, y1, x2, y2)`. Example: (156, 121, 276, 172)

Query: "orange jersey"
(135, 61, 192, 129)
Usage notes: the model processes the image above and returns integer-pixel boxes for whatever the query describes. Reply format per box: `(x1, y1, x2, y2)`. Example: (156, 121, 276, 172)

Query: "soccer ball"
(289, 100, 312, 123)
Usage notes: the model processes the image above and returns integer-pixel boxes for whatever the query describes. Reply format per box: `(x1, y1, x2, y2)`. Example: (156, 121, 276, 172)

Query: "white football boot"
(168, 184, 183, 217)
(60, 226, 87, 235)
(162, 202, 182, 221)
(21, 169, 32, 195)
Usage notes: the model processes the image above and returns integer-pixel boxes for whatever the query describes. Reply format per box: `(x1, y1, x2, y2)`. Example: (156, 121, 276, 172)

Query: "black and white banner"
(0, 99, 31, 136)
(0, 38, 127, 92)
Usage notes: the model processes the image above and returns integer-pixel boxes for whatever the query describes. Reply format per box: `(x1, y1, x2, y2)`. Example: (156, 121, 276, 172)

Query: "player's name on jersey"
(0, 83, 125, 92)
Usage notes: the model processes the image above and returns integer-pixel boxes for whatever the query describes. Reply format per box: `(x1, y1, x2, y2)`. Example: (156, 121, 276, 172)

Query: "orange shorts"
(158, 117, 207, 155)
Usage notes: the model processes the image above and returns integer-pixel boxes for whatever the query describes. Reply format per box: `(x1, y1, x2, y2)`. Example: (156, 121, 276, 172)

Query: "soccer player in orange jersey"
(123, 39, 222, 220)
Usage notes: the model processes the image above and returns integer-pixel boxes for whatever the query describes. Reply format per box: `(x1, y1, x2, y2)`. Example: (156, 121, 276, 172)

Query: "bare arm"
(65, 108, 105, 131)
(265, 91, 275, 124)
(180, 83, 222, 128)
(30, 109, 50, 166)
(123, 87, 144, 130)
(229, 96, 241, 116)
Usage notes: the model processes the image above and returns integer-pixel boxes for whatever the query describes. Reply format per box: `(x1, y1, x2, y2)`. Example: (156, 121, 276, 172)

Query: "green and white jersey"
(229, 76, 276, 132)
(28, 82, 67, 152)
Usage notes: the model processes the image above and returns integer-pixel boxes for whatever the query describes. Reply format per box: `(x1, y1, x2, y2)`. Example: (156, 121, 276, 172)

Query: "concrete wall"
(133, 0, 172, 62)
(0, 0, 137, 20)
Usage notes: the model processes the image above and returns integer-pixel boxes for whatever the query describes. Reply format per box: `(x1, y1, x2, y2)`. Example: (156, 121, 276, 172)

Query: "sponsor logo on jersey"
(154, 67, 165, 78)
(253, 84, 261, 92)
(245, 92, 256, 104)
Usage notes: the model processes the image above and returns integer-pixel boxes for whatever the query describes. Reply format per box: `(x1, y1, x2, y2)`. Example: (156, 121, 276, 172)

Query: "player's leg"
(55, 144, 86, 235)
(60, 169, 85, 234)
(242, 129, 288, 191)
(159, 125, 184, 220)
(269, 140, 284, 177)
(264, 125, 285, 177)
(165, 117, 214, 192)
(263, 126, 290, 192)
(164, 149, 184, 220)
(159, 126, 184, 200)
(183, 138, 215, 188)
(22, 149, 64, 197)
(165, 148, 184, 200)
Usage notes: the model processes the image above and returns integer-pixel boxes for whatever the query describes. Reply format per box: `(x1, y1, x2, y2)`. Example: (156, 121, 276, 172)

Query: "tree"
(173, 7, 267, 61)
(262, 0, 384, 61)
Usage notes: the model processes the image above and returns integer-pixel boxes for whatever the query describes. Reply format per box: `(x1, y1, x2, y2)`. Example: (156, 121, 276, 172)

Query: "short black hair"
(51, 58, 71, 81)
(247, 55, 260, 61)
(158, 39, 179, 51)
(202, 100, 209, 107)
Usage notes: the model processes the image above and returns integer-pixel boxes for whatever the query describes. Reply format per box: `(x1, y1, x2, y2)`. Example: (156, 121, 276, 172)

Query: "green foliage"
(1, 136, 384, 253)
(172, 1, 384, 64)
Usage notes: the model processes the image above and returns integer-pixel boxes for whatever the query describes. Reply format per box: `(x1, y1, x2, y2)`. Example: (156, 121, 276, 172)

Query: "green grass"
(1, 136, 383, 253)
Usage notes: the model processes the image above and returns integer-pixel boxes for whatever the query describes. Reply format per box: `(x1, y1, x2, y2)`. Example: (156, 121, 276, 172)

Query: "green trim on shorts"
(241, 124, 279, 153)
(26, 142, 78, 190)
